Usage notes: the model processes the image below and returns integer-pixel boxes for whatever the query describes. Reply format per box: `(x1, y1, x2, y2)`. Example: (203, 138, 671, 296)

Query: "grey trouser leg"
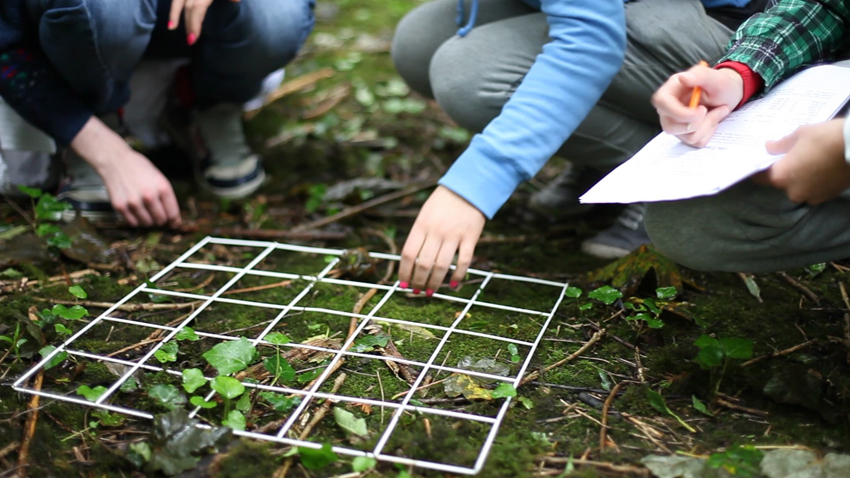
(391, 0, 732, 170)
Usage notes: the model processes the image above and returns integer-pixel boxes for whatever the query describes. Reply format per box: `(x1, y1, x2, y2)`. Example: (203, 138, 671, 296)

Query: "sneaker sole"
(580, 240, 632, 260)
(198, 168, 266, 199)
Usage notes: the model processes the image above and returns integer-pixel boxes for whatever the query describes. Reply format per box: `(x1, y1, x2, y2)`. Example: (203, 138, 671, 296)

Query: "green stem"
(271, 345, 281, 387)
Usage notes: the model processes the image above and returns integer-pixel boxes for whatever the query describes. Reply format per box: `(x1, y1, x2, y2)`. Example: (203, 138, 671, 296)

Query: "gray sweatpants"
(391, 0, 733, 170)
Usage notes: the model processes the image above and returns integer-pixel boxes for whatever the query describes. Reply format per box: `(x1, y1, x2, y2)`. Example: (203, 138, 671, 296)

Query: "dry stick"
(521, 329, 606, 386)
(776, 271, 819, 303)
(740, 339, 818, 368)
(737, 272, 763, 303)
(293, 179, 438, 232)
(15, 369, 43, 478)
(363, 227, 398, 284)
(273, 373, 348, 478)
(178, 226, 348, 242)
(0, 269, 100, 294)
(245, 67, 335, 120)
(536, 457, 649, 476)
(715, 396, 768, 417)
(47, 299, 203, 312)
(173, 273, 216, 293)
(585, 322, 635, 350)
(0, 442, 18, 461)
(224, 280, 292, 296)
(599, 382, 626, 452)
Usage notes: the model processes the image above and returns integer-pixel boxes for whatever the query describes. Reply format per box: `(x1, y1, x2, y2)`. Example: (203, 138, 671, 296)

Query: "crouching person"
(646, 0, 850, 272)
(0, 0, 314, 226)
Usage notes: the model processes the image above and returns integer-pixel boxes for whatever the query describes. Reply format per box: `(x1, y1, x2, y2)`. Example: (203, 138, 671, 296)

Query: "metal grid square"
(13, 237, 567, 475)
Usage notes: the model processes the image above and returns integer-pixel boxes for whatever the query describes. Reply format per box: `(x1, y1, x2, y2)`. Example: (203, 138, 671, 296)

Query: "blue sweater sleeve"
(438, 0, 626, 219)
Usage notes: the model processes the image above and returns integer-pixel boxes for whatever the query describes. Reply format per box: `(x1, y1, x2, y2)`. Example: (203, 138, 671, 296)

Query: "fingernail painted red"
(413, 289, 421, 295)
(399, 281, 409, 289)
(168, 20, 175, 29)
(426, 289, 434, 297)
(187, 33, 197, 45)
(450, 281, 459, 289)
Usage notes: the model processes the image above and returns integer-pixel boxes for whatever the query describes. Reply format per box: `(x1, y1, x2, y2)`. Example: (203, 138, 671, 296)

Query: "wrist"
(70, 117, 132, 172)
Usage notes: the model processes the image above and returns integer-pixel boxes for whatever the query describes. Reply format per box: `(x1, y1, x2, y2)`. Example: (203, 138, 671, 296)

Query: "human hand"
(752, 119, 850, 204)
(71, 117, 182, 228)
(652, 63, 744, 147)
(168, 0, 241, 45)
(399, 186, 486, 295)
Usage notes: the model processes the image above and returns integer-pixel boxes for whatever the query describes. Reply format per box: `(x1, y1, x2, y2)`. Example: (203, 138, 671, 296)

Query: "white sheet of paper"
(580, 65, 850, 204)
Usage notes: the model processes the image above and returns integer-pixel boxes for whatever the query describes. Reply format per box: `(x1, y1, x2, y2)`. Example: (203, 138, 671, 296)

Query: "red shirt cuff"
(714, 61, 764, 109)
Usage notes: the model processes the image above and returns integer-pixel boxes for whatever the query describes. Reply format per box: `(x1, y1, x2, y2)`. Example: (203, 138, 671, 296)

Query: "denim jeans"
(26, 0, 315, 114)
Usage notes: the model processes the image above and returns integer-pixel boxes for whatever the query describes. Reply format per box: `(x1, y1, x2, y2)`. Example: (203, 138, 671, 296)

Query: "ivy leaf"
(260, 392, 302, 412)
(175, 327, 200, 342)
(190, 396, 217, 409)
(491, 383, 517, 399)
(68, 285, 87, 299)
(222, 410, 246, 431)
(39, 345, 67, 370)
(263, 353, 297, 382)
(692, 395, 713, 416)
(647, 389, 696, 433)
(149, 384, 187, 410)
(720, 337, 754, 360)
(656, 286, 678, 300)
(54, 323, 73, 336)
(694, 335, 719, 349)
(351, 334, 390, 353)
(182, 368, 207, 393)
(17, 184, 43, 198)
(77, 385, 108, 402)
(588, 286, 623, 305)
(92, 410, 126, 427)
(154, 341, 179, 363)
(35, 223, 60, 237)
(297, 368, 325, 384)
(333, 407, 368, 438)
(211, 376, 245, 400)
(47, 232, 72, 249)
(352, 456, 377, 472)
(579, 303, 593, 311)
(203, 338, 257, 375)
(696, 346, 724, 370)
(235, 393, 251, 413)
(565, 286, 582, 298)
(299, 443, 339, 470)
(518, 396, 534, 409)
(35, 193, 72, 220)
(645, 316, 665, 329)
(52, 304, 88, 320)
(265, 332, 290, 345)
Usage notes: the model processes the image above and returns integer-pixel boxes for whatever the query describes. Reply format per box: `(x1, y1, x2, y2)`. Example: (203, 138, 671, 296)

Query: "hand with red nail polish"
(167, 0, 242, 44)
(399, 281, 409, 289)
(450, 280, 459, 290)
(412, 289, 421, 295)
(398, 186, 484, 297)
(425, 289, 434, 297)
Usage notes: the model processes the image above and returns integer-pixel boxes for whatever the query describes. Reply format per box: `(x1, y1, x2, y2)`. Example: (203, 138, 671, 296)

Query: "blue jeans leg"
(146, 0, 316, 106)
(27, 0, 158, 114)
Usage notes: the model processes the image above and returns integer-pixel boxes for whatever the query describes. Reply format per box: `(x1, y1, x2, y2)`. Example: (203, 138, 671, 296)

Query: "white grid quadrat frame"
(13, 237, 568, 475)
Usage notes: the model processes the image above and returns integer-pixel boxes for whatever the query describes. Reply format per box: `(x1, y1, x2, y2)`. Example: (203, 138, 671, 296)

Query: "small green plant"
(507, 343, 521, 363)
(694, 334, 754, 397)
(587, 285, 623, 305)
(647, 389, 696, 432)
(706, 445, 763, 478)
(565, 286, 593, 313)
(305, 184, 327, 213)
(211, 376, 246, 430)
(262, 333, 296, 386)
(0, 322, 28, 360)
(624, 286, 677, 329)
(16, 185, 73, 249)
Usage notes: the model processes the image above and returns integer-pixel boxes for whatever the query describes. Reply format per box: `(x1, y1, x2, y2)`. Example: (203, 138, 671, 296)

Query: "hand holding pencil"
(652, 60, 745, 148)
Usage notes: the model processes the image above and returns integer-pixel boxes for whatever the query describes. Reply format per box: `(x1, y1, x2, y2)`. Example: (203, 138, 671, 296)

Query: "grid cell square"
(456, 305, 547, 343)
(183, 243, 265, 269)
(476, 275, 564, 313)
(381, 412, 493, 470)
(252, 246, 339, 277)
(433, 332, 531, 381)
(72, 320, 171, 363)
(188, 301, 284, 337)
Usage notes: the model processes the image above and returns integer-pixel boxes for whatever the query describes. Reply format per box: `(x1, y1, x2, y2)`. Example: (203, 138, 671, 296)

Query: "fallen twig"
(245, 67, 335, 120)
(776, 271, 819, 304)
(536, 456, 649, 476)
(740, 339, 818, 367)
(363, 228, 398, 284)
(599, 382, 626, 452)
(521, 329, 606, 385)
(715, 396, 768, 417)
(293, 179, 438, 232)
(0, 269, 100, 294)
(16, 369, 44, 478)
(223, 279, 292, 296)
(173, 273, 215, 293)
(737, 272, 763, 303)
(47, 299, 203, 312)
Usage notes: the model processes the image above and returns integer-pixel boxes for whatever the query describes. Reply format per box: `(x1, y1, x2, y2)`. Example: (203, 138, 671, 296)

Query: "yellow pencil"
(688, 60, 709, 109)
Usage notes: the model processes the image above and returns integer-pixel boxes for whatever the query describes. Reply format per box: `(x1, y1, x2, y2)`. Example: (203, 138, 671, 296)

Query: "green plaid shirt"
(721, 0, 850, 90)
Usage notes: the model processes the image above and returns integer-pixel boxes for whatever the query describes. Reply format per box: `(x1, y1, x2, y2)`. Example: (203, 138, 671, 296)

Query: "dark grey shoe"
(581, 203, 651, 259)
(529, 162, 602, 217)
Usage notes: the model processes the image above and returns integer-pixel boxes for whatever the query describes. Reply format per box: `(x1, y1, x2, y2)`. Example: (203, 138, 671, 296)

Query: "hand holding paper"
(581, 66, 850, 205)
(652, 63, 744, 147)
